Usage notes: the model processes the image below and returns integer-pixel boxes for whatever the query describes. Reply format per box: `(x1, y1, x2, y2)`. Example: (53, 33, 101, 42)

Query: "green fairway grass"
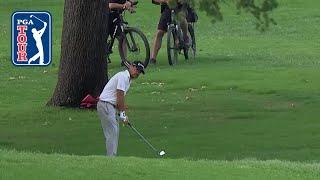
(1, 150, 320, 180)
(1, 0, 320, 178)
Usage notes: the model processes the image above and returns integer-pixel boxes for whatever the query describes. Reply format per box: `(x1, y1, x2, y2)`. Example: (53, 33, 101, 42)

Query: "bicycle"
(167, 8, 196, 66)
(106, 1, 150, 67)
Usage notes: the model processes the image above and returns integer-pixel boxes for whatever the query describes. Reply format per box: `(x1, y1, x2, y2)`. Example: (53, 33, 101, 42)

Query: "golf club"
(30, 15, 45, 24)
(127, 122, 166, 157)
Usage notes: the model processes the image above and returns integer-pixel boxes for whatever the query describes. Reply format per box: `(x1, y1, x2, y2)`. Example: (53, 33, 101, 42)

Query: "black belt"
(100, 100, 116, 108)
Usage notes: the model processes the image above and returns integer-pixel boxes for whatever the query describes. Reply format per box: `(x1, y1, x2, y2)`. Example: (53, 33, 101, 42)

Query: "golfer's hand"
(123, 117, 129, 124)
(119, 111, 129, 124)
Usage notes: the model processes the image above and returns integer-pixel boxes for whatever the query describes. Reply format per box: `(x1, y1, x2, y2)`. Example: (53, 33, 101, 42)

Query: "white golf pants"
(97, 100, 119, 156)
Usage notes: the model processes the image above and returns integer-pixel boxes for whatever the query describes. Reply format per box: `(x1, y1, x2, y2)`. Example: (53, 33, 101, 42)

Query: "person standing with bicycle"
(150, 0, 191, 64)
(107, 0, 136, 26)
(97, 61, 145, 156)
(105, 0, 150, 67)
(107, 0, 136, 35)
(106, 0, 136, 63)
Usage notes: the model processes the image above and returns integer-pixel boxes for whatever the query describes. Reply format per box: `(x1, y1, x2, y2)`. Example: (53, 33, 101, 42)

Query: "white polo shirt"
(99, 70, 131, 105)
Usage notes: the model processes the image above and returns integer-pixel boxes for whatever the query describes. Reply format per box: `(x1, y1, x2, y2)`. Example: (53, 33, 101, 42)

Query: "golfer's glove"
(119, 111, 129, 123)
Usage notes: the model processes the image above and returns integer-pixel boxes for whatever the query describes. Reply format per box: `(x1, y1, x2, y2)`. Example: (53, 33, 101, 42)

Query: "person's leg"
(177, 11, 189, 45)
(28, 52, 40, 63)
(117, 35, 127, 66)
(150, 30, 165, 63)
(106, 13, 119, 63)
(39, 50, 44, 65)
(97, 101, 118, 156)
(150, 10, 170, 63)
(180, 18, 189, 43)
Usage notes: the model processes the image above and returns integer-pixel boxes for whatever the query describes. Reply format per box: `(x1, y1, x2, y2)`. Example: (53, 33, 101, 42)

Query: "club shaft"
(32, 15, 45, 23)
(129, 124, 158, 152)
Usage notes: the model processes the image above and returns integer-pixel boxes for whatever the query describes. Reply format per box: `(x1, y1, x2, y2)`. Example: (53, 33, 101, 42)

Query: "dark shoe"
(150, 58, 157, 64)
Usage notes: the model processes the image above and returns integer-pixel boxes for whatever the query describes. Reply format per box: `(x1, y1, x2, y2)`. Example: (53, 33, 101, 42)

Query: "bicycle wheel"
(119, 27, 150, 67)
(167, 26, 178, 66)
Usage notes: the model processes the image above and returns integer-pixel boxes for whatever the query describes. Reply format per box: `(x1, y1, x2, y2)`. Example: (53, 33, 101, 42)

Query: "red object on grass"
(80, 94, 99, 109)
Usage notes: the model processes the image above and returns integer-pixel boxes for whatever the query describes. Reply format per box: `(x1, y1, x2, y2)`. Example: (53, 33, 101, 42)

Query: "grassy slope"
(0, 0, 320, 174)
(1, 150, 320, 180)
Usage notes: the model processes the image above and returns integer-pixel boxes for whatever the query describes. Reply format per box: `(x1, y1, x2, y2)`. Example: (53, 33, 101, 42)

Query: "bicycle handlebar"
(128, 1, 138, 14)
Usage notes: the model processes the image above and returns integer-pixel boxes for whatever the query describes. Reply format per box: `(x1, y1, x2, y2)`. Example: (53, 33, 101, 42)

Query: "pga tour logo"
(11, 11, 51, 66)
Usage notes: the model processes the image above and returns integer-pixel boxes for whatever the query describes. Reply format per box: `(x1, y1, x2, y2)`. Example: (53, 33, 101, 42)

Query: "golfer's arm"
(38, 30, 45, 36)
(38, 26, 46, 36)
(116, 89, 126, 111)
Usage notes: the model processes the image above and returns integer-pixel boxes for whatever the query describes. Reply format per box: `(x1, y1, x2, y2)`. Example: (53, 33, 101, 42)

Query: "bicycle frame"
(106, 13, 140, 63)
(105, 2, 150, 67)
(106, 14, 126, 55)
(169, 9, 184, 49)
(166, 7, 197, 64)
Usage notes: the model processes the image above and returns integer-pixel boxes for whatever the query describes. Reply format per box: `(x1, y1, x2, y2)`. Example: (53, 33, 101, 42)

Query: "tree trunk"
(48, 0, 108, 107)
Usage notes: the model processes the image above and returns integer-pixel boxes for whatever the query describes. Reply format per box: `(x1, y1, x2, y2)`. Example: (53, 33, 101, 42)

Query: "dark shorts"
(186, 6, 198, 23)
(157, 9, 171, 32)
(157, 6, 197, 32)
(107, 12, 123, 37)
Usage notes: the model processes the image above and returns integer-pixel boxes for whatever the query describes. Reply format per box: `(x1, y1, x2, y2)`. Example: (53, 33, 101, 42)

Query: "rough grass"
(1, 150, 320, 180)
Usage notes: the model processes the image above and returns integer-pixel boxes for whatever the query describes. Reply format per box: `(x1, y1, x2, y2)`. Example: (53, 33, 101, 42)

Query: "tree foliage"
(185, 0, 279, 31)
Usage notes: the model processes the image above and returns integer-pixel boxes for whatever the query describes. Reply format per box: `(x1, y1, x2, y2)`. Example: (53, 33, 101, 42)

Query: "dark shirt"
(161, 4, 169, 13)
(152, 0, 184, 13)
(152, 0, 169, 13)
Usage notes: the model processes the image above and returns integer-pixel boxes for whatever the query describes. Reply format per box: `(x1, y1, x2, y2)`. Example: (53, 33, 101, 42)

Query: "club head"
(159, 150, 166, 157)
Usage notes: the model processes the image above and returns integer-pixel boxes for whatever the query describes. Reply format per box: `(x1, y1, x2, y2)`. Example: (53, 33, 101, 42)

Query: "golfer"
(97, 61, 145, 156)
(29, 22, 47, 65)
